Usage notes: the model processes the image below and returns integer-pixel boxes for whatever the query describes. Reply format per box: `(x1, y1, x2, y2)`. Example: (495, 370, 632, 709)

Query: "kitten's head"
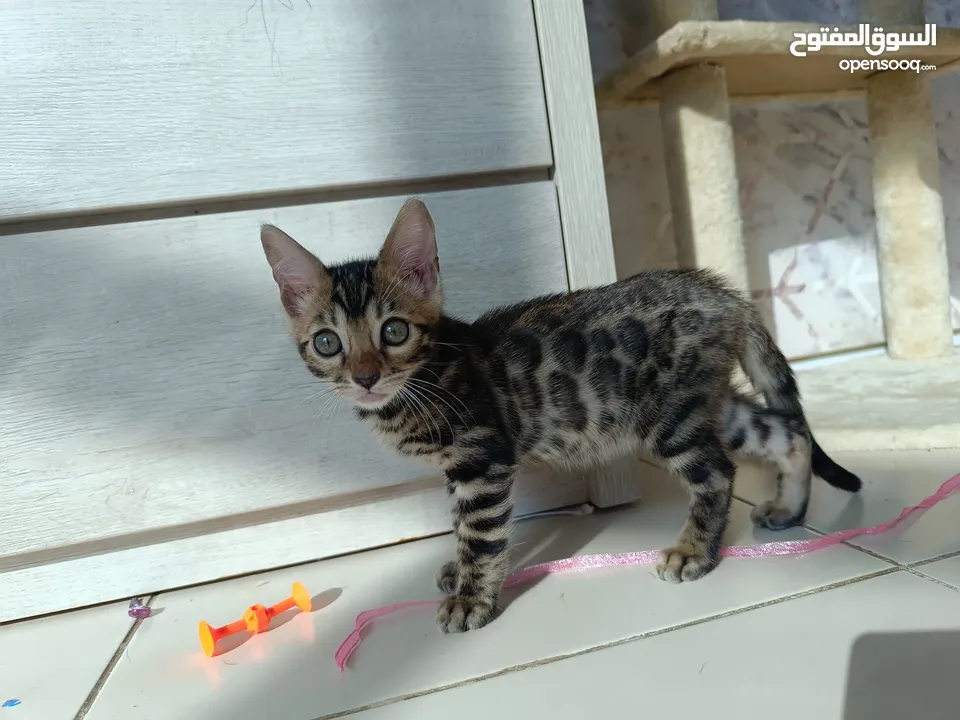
(261, 198, 443, 410)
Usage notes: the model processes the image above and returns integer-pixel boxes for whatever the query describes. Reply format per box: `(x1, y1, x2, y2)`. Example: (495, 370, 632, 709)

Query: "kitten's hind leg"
(656, 440, 735, 583)
(721, 395, 812, 530)
(437, 441, 517, 633)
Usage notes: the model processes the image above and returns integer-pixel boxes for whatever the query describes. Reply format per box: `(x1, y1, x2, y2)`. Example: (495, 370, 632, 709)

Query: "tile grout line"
(907, 547, 960, 568)
(660, 458, 947, 572)
(74, 595, 156, 720)
(787, 522, 960, 571)
(904, 565, 960, 592)
(732, 490, 909, 568)
(314, 566, 901, 720)
(835, 541, 904, 566)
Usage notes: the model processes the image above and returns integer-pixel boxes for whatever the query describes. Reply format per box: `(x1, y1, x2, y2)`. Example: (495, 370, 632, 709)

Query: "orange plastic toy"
(198, 581, 312, 657)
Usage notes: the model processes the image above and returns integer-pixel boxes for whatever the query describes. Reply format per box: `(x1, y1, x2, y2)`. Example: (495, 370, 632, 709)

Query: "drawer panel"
(0, 0, 552, 221)
(0, 182, 568, 561)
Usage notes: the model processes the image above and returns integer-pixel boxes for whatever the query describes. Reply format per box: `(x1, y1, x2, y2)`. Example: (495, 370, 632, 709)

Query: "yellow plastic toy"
(198, 581, 312, 657)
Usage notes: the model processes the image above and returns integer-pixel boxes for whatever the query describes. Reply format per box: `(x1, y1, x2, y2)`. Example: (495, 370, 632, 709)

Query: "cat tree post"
(593, 0, 960, 457)
(861, 0, 954, 359)
(652, 0, 749, 289)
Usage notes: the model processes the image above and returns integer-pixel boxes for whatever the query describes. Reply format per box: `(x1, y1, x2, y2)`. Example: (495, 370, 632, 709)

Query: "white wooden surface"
(2, 471, 587, 621)
(532, 0, 617, 293)
(0, 0, 551, 221)
(531, 0, 644, 508)
(0, 184, 573, 620)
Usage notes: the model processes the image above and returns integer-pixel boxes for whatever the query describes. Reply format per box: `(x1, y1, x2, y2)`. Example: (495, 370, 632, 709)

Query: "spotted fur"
(261, 198, 862, 634)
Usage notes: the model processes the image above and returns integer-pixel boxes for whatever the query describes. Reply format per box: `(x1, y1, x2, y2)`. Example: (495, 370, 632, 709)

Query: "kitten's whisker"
(431, 342, 471, 352)
(405, 383, 456, 442)
(406, 382, 470, 430)
(314, 394, 347, 435)
(288, 387, 336, 414)
(406, 377, 474, 424)
(313, 390, 341, 419)
(396, 391, 423, 441)
(410, 390, 443, 448)
(406, 386, 442, 447)
(400, 387, 437, 446)
(306, 402, 333, 436)
(419, 365, 448, 385)
(307, 389, 343, 435)
(407, 375, 472, 413)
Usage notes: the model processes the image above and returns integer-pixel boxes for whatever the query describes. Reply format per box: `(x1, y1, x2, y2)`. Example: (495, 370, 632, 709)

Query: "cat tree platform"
(596, 21, 960, 108)
(798, 348, 960, 452)
(596, 0, 960, 461)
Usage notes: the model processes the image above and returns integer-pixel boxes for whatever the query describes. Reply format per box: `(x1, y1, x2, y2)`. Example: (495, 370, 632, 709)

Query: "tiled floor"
(4, 450, 959, 720)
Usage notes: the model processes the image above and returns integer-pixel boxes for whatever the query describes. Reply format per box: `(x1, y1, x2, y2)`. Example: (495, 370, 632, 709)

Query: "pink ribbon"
(335, 472, 960, 670)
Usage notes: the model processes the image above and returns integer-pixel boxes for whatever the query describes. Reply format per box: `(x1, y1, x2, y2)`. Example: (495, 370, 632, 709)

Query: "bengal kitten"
(260, 198, 861, 634)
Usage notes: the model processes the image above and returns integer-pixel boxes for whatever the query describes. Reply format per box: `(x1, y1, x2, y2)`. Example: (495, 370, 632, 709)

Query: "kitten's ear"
(260, 224, 329, 318)
(378, 198, 441, 300)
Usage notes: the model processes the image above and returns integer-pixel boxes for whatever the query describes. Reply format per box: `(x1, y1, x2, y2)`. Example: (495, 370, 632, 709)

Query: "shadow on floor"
(843, 630, 959, 719)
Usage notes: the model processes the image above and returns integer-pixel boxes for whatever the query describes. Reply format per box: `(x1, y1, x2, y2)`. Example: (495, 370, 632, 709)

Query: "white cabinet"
(0, 0, 624, 620)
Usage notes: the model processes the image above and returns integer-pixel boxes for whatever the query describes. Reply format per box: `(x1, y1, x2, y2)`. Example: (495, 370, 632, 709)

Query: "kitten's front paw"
(750, 501, 804, 531)
(656, 545, 718, 584)
(436, 595, 496, 633)
(435, 561, 459, 594)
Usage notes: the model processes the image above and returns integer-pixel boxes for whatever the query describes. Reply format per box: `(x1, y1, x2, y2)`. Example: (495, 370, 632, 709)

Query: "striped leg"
(437, 440, 517, 633)
(657, 438, 735, 583)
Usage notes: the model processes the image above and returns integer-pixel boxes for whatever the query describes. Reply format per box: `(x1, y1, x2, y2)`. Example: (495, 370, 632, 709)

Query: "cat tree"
(596, 0, 960, 453)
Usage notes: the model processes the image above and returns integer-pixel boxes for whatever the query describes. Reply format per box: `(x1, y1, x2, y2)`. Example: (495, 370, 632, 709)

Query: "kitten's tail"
(741, 315, 862, 493)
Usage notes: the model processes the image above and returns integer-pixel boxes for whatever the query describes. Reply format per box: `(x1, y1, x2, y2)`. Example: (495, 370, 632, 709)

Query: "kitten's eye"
(381, 318, 410, 346)
(312, 330, 342, 357)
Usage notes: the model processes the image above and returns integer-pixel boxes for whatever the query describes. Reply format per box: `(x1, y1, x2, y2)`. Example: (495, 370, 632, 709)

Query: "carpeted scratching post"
(861, 0, 954, 360)
(652, 0, 749, 290)
(860, 0, 927, 24)
(596, 5, 960, 362)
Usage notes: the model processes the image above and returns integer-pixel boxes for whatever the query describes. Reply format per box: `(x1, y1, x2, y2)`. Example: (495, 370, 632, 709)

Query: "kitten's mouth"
(340, 380, 402, 409)
(352, 390, 393, 408)
(357, 391, 386, 403)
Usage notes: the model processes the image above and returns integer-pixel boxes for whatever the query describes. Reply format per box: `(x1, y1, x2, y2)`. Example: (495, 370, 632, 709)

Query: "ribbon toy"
(335, 472, 960, 670)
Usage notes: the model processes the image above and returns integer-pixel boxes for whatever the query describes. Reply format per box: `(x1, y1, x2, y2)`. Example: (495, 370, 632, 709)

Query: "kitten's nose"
(353, 370, 381, 390)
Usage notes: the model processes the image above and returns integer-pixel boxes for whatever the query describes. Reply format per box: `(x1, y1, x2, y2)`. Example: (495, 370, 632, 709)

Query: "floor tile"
(86, 471, 887, 720)
(735, 449, 960, 565)
(0, 601, 135, 720)
(913, 554, 960, 588)
(352, 571, 960, 720)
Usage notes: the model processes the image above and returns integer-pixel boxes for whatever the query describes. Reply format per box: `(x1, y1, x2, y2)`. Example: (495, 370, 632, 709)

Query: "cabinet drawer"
(0, 182, 567, 569)
(0, 0, 552, 221)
